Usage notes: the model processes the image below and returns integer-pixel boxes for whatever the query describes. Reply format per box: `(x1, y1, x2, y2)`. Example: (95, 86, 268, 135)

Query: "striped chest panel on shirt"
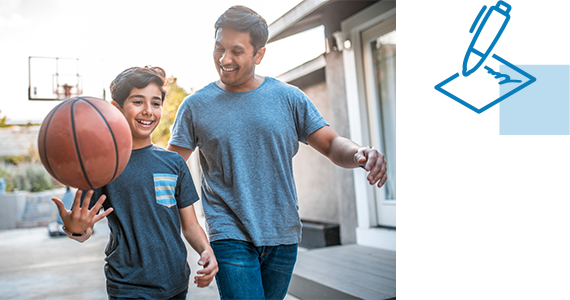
(153, 173, 178, 207)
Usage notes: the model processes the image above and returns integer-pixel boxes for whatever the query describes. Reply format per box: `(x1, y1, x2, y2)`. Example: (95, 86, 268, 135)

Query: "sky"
(0, 0, 325, 124)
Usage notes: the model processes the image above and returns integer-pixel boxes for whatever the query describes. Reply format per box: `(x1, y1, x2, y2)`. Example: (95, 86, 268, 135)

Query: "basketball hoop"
(52, 58, 83, 100)
(29, 56, 104, 101)
(54, 79, 83, 100)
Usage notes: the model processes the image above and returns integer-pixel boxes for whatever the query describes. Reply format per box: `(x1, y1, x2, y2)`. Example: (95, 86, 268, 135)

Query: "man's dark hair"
(110, 66, 167, 108)
(215, 5, 268, 55)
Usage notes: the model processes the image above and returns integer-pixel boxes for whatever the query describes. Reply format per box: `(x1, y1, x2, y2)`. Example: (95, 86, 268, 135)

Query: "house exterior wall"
(324, 51, 358, 244)
(287, 52, 359, 244)
(270, 0, 396, 249)
(290, 71, 341, 224)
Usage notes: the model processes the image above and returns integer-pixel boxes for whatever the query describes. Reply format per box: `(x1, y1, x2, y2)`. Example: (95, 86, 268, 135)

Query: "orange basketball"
(38, 96, 132, 190)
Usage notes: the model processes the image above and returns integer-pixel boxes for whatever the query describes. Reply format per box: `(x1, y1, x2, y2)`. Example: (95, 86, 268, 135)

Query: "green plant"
(0, 110, 7, 128)
(152, 77, 192, 148)
(1, 144, 67, 193)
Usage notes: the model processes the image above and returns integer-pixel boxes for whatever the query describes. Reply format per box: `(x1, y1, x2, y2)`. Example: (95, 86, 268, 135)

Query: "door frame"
(361, 15, 396, 227)
(341, 1, 396, 250)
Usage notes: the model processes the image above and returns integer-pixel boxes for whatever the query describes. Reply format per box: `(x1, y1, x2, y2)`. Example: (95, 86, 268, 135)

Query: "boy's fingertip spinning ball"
(38, 96, 132, 190)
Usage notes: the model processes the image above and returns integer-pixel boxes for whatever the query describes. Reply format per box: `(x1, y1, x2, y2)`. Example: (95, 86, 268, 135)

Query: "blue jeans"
(210, 239, 298, 300)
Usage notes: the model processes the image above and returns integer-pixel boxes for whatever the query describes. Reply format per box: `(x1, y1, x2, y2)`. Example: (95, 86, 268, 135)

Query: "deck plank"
(289, 245, 396, 299)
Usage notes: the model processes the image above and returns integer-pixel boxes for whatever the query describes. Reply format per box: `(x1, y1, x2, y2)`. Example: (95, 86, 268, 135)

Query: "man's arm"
(179, 205, 218, 288)
(167, 144, 194, 161)
(306, 126, 387, 188)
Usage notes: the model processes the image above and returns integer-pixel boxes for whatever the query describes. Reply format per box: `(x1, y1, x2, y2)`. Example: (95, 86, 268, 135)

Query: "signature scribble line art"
(484, 66, 522, 84)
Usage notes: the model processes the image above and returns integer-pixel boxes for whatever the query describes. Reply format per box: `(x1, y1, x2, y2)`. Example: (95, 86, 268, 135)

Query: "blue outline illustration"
(434, 1, 536, 114)
(435, 54, 536, 114)
(463, 1, 511, 77)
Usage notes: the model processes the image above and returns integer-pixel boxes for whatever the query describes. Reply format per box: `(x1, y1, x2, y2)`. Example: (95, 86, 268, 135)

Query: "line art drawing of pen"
(462, 1, 511, 77)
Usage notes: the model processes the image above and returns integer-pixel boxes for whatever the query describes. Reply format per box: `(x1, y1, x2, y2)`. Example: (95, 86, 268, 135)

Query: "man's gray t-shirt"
(169, 77, 328, 246)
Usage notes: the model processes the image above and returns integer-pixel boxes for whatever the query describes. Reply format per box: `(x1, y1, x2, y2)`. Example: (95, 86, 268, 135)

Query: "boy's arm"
(52, 190, 113, 243)
(179, 205, 218, 288)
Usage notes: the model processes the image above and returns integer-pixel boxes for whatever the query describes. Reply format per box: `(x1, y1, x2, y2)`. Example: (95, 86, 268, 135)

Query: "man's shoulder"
(264, 77, 297, 90)
(259, 77, 304, 98)
(179, 81, 219, 107)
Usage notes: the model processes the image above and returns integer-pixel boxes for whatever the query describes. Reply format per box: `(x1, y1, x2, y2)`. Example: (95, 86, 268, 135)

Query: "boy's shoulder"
(133, 144, 185, 168)
(150, 144, 183, 159)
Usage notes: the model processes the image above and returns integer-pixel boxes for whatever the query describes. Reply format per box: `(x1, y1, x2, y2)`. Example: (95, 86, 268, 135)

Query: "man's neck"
(217, 75, 265, 93)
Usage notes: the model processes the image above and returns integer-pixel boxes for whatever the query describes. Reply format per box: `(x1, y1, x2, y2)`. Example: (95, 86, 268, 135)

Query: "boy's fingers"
(82, 190, 94, 207)
(90, 195, 107, 215)
(197, 261, 217, 274)
(51, 197, 68, 216)
(93, 207, 113, 223)
(71, 190, 83, 210)
(195, 275, 214, 287)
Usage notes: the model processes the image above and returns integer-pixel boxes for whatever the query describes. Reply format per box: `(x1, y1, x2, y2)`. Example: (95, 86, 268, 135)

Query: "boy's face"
(113, 82, 162, 149)
(213, 27, 265, 92)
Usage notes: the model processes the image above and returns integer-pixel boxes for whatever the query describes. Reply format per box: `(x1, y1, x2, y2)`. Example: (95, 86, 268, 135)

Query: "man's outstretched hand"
(355, 146, 387, 188)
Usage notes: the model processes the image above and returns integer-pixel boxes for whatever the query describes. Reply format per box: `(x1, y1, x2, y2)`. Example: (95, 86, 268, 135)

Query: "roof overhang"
(276, 54, 326, 83)
(268, 0, 380, 43)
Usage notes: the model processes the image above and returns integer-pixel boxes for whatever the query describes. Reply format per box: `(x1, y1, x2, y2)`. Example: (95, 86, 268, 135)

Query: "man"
(167, 5, 387, 300)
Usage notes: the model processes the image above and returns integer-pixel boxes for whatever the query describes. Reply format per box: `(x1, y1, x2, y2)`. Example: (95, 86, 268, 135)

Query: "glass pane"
(372, 29, 396, 200)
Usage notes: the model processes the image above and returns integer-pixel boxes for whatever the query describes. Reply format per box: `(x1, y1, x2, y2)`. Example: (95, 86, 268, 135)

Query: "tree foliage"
(151, 77, 192, 148)
(0, 110, 8, 127)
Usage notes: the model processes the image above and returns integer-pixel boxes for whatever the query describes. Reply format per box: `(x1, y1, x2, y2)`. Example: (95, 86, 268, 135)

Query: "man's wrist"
(355, 146, 375, 169)
(353, 149, 360, 166)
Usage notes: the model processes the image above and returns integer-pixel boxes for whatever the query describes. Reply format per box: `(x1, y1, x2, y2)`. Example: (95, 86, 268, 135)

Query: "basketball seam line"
(71, 98, 94, 190)
(42, 102, 64, 183)
(81, 97, 121, 184)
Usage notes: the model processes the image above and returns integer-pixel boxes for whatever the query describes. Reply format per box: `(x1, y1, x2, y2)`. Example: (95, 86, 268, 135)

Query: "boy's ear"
(111, 101, 121, 110)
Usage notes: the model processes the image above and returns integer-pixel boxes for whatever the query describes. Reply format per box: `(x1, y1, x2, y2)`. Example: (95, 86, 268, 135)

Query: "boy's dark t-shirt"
(90, 144, 199, 299)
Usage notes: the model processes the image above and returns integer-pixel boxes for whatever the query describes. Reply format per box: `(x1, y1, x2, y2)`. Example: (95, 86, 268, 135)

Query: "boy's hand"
(194, 249, 218, 288)
(51, 190, 113, 235)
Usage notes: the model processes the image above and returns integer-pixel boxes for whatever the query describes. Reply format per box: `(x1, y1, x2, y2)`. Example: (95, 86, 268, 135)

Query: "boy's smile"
(113, 82, 163, 149)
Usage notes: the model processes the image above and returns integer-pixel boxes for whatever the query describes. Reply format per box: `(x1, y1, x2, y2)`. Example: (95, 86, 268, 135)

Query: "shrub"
(0, 161, 56, 193)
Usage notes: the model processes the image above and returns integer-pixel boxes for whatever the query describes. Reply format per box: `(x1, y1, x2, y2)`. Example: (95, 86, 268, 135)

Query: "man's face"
(113, 82, 162, 149)
(213, 27, 265, 92)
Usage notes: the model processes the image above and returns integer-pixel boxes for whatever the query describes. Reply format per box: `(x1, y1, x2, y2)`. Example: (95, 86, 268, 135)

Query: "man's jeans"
(210, 239, 298, 300)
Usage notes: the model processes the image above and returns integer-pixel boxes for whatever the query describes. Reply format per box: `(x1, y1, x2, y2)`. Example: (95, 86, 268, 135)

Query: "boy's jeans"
(210, 239, 298, 300)
(107, 288, 187, 300)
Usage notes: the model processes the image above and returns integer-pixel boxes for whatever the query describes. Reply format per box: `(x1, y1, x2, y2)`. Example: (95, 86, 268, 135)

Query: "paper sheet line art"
(435, 1, 536, 114)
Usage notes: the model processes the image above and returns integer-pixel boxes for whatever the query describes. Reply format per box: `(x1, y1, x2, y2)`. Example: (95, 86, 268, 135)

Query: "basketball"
(38, 96, 132, 190)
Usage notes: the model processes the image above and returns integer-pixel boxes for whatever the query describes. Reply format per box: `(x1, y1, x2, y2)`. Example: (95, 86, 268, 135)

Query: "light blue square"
(500, 65, 569, 135)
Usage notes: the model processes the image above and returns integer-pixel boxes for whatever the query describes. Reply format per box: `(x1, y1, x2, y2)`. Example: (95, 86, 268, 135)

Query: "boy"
(52, 66, 218, 299)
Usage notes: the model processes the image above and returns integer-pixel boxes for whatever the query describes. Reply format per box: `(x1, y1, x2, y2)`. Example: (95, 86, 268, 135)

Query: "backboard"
(28, 56, 106, 101)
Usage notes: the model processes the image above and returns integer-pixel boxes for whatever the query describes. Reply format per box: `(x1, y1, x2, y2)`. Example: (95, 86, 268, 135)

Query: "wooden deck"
(288, 245, 396, 300)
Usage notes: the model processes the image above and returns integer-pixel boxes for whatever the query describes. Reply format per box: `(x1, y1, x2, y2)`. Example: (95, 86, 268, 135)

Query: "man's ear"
(254, 47, 266, 65)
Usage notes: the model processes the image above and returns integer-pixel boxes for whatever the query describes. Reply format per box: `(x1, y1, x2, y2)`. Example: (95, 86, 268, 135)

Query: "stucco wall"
(290, 70, 340, 224)
(0, 126, 40, 157)
(324, 51, 358, 244)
